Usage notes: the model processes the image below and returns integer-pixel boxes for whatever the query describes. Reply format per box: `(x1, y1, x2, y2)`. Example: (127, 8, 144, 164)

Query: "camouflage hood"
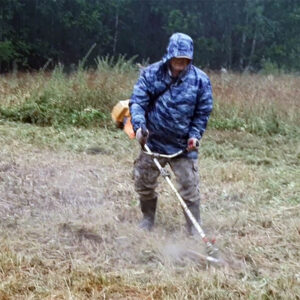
(162, 32, 194, 63)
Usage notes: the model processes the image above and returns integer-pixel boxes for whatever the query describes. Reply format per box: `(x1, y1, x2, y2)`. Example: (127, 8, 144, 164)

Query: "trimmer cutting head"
(185, 247, 224, 266)
(206, 243, 221, 264)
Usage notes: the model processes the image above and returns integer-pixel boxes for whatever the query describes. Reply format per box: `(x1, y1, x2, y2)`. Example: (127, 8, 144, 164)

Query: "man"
(129, 33, 213, 234)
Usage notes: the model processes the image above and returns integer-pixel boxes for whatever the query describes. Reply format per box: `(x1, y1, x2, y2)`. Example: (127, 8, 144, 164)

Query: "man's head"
(169, 57, 191, 77)
(162, 33, 193, 77)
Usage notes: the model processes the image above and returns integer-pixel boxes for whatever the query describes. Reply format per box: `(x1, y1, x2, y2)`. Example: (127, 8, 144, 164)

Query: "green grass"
(0, 57, 137, 127)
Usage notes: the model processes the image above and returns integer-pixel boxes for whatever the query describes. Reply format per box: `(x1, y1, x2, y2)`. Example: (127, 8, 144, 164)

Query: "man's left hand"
(187, 138, 199, 151)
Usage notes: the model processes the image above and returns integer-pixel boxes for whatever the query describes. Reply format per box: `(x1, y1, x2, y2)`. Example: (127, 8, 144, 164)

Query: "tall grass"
(0, 57, 138, 127)
(209, 72, 300, 136)
(0, 59, 299, 135)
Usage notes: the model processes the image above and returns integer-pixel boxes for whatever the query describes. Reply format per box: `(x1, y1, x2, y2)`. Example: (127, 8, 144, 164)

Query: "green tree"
(0, 0, 299, 72)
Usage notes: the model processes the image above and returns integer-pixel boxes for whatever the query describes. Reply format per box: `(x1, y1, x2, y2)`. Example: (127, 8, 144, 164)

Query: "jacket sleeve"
(189, 76, 213, 140)
(129, 69, 153, 133)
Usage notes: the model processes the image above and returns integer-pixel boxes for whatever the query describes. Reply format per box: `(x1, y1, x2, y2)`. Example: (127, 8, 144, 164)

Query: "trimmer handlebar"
(143, 145, 184, 159)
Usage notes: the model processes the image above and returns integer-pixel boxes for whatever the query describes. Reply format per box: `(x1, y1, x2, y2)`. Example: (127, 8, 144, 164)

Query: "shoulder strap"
(147, 82, 172, 112)
(154, 82, 172, 100)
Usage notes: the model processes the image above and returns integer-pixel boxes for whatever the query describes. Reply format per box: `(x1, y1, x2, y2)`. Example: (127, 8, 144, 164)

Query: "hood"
(162, 33, 194, 64)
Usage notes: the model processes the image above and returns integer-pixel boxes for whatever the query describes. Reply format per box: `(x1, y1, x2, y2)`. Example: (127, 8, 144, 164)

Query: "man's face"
(170, 57, 190, 77)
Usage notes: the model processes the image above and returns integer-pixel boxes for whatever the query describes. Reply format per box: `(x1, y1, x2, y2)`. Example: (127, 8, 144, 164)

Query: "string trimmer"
(143, 143, 220, 264)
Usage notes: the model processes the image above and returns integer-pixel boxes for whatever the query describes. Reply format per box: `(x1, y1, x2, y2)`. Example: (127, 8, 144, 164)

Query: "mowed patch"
(0, 125, 299, 299)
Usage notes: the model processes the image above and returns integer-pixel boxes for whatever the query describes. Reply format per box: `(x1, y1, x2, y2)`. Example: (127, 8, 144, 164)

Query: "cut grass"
(0, 121, 299, 299)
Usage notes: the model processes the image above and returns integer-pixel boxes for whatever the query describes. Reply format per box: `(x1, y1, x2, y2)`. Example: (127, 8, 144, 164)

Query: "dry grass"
(0, 121, 299, 299)
(210, 72, 300, 119)
(208, 72, 300, 135)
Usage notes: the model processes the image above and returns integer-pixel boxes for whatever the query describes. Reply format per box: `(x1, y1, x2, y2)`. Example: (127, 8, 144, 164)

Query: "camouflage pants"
(133, 151, 200, 203)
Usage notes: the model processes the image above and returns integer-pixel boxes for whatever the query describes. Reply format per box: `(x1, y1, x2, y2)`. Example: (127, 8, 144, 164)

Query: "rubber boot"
(184, 200, 201, 236)
(139, 198, 157, 231)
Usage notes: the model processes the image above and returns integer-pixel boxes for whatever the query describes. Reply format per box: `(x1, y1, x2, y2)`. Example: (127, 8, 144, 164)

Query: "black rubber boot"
(184, 200, 201, 236)
(139, 198, 157, 231)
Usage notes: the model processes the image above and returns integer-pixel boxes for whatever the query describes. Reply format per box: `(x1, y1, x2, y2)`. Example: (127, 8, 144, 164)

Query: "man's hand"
(136, 125, 149, 147)
(187, 137, 199, 151)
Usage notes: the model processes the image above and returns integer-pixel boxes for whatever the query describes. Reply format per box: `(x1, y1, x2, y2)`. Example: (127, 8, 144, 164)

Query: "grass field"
(0, 66, 299, 299)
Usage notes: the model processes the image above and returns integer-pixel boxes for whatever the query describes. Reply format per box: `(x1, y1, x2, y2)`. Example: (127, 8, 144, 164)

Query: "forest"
(0, 0, 300, 72)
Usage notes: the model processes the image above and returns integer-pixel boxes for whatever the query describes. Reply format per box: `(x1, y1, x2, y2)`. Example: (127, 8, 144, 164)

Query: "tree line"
(0, 0, 299, 72)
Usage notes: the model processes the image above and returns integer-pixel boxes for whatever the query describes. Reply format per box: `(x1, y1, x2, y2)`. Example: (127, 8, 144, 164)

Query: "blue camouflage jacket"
(129, 33, 213, 158)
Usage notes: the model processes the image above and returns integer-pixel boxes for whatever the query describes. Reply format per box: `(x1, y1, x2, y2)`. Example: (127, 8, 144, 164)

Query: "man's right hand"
(136, 125, 149, 147)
